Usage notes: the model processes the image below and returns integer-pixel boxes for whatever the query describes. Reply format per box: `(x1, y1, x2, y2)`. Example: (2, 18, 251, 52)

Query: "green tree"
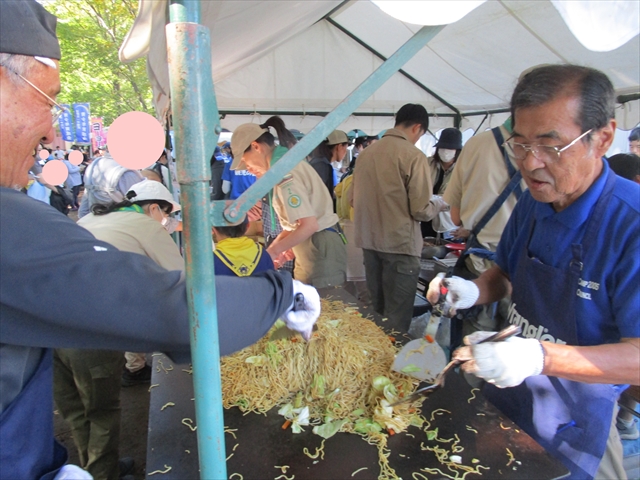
(48, 0, 154, 125)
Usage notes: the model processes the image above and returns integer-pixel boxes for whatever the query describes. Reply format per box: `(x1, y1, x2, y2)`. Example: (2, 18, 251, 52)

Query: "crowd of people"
(0, 1, 638, 480)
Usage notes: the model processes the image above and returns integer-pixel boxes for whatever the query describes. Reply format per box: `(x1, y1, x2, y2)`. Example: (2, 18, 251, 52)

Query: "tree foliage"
(48, 0, 154, 125)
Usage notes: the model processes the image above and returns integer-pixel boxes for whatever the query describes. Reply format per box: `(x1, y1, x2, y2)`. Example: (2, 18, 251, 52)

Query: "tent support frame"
(214, 24, 445, 226)
(166, 1, 227, 479)
(325, 17, 461, 123)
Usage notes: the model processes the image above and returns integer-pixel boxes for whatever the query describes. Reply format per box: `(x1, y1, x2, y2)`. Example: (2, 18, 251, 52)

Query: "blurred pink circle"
(42, 160, 68, 185)
(38, 149, 49, 160)
(69, 150, 83, 166)
(108, 111, 164, 170)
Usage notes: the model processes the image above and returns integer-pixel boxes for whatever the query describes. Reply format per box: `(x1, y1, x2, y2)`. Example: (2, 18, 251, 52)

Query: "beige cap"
(230, 124, 268, 170)
(326, 130, 348, 145)
(126, 180, 181, 213)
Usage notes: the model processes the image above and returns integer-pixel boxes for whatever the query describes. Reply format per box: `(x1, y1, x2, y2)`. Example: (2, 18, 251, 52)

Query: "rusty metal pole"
(166, 1, 226, 478)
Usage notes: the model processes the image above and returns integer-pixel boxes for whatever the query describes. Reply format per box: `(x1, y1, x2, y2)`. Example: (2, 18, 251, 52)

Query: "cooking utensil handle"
(477, 324, 522, 344)
(292, 293, 305, 312)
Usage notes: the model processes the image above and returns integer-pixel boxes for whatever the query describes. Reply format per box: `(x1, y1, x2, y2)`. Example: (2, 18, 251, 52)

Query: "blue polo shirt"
(222, 160, 256, 200)
(496, 160, 640, 345)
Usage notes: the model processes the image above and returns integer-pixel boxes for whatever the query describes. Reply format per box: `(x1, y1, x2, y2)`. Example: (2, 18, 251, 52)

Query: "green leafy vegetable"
(245, 355, 266, 366)
(372, 376, 392, 393)
(354, 418, 383, 435)
(313, 419, 348, 439)
(400, 364, 422, 374)
(311, 374, 326, 398)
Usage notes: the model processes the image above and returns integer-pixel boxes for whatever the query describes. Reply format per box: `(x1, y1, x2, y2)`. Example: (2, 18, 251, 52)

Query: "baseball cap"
(230, 124, 267, 170)
(326, 130, 349, 145)
(126, 180, 181, 213)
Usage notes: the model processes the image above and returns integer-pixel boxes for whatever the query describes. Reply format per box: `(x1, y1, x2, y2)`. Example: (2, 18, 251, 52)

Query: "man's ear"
(593, 119, 616, 158)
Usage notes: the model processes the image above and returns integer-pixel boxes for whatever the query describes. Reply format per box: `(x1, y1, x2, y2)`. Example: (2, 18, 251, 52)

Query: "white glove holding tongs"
(281, 280, 321, 341)
(454, 329, 546, 388)
(427, 272, 479, 315)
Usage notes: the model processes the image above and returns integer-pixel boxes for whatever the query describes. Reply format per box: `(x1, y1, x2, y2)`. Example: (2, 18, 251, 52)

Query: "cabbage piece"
(372, 376, 392, 393)
(311, 374, 326, 398)
(354, 418, 383, 435)
(400, 364, 422, 374)
(291, 406, 310, 434)
(426, 428, 439, 440)
(278, 403, 295, 419)
(245, 355, 266, 366)
(265, 342, 283, 365)
(313, 419, 348, 439)
(383, 383, 399, 403)
(410, 415, 425, 428)
(327, 320, 342, 328)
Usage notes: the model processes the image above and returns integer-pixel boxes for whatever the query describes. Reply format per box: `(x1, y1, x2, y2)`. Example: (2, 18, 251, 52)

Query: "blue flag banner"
(59, 104, 75, 142)
(73, 103, 91, 144)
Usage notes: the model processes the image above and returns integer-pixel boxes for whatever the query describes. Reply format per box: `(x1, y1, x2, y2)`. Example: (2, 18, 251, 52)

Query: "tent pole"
(166, 2, 226, 479)
(213, 24, 444, 226)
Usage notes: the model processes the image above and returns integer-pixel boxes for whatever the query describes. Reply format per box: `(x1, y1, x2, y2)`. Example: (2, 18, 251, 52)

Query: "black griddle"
(146, 287, 569, 479)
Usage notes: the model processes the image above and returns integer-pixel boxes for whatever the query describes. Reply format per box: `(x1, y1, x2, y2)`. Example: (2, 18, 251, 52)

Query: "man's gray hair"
(0, 53, 38, 85)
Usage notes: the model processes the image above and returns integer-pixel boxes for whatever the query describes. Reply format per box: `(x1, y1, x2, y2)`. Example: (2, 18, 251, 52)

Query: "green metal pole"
(211, 24, 444, 226)
(167, 1, 226, 478)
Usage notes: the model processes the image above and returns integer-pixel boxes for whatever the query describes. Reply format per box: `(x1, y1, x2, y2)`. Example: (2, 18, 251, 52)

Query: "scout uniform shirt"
(270, 146, 339, 232)
(443, 125, 526, 257)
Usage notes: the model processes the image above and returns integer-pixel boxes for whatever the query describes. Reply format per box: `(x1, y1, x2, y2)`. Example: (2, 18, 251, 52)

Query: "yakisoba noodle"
(221, 299, 419, 479)
(221, 300, 490, 479)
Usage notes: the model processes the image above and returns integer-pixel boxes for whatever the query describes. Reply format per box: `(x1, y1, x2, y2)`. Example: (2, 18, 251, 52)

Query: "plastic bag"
(408, 311, 431, 339)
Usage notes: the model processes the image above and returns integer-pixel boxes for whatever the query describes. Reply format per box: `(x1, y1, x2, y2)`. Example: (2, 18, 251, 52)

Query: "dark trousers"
(362, 249, 420, 331)
(72, 185, 82, 208)
(210, 160, 226, 200)
(53, 349, 124, 480)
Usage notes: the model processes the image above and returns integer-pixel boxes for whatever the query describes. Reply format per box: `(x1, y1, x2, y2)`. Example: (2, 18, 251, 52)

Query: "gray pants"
(54, 348, 124, 480)
(363, 249, 420, 331)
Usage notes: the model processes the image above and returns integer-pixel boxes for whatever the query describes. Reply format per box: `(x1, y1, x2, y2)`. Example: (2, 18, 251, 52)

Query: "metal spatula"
(390, 325, 522, 406)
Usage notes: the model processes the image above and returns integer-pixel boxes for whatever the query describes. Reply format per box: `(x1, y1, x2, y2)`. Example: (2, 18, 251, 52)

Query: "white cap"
(126, 180, 181, 213)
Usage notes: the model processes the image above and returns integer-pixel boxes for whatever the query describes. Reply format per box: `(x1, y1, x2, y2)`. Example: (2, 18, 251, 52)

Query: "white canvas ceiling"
(120, 0, 640, 135)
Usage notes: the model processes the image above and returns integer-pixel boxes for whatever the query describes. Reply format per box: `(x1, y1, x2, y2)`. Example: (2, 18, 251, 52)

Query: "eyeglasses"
(503, 129, 593, 162)
(0, 63, 67, 125)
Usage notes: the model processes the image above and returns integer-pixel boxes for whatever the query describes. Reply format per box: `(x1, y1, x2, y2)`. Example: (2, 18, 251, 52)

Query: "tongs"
(390, 324, 522, 406)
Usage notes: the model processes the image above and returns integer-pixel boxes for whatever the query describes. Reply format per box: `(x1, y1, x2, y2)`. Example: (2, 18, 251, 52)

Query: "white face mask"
(439, 149, 456, 162)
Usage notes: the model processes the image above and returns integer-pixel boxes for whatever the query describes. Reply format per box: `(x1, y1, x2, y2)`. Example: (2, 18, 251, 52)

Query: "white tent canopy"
(120, 0, 640, 135)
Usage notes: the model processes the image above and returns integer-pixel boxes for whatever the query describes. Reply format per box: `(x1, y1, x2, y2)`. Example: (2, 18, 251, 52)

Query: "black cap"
(435, 128, 462, 150)
(0, 0, 61, 60)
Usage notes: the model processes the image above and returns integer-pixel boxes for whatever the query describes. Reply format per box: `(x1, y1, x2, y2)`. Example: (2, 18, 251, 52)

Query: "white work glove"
(454, 331, 545, 388)
(54, 464, 93, 480)
(282, 280, 321, 341)
(423, 195, 450, 221)
(430, 195, 450, 213)
(426, 273, 479, 313)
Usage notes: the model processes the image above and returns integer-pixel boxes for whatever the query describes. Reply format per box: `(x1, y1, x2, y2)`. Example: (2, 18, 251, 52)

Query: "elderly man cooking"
(428, 64, 639, 480)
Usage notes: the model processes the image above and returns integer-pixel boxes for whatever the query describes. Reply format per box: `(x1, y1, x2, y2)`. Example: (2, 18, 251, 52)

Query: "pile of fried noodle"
(221, 299, 422, 479)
